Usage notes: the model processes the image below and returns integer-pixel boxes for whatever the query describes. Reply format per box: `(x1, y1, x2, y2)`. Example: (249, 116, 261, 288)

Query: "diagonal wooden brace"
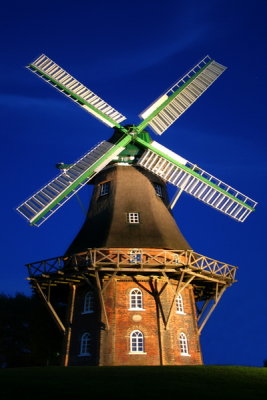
(35, 281, 66, 333)
(198, 284, 228, 334)
(165, 273, 195, 330)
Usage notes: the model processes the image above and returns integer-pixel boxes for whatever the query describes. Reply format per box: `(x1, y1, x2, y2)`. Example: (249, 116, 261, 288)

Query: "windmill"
(18, 54, 257, 366)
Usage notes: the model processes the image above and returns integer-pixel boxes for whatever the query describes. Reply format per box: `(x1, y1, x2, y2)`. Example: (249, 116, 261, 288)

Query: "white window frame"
(99, 181, 110, 196)
(129, 288, 144, 311)
(127, 212, 140, 224)
(129, 330, 146, 354)
(176, 294, 185, 314)
(82, 291, 94, 314)
(79, 332, 91, 356)
(179, 332, 190, 356)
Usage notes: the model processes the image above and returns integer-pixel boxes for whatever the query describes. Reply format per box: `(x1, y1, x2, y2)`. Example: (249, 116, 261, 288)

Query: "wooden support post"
(165, 274, 194, 330)
(155, 291, 164, 366)
(164, 271, 184, 329)
(35, 281, 65, 333)
(80, 272, 95, 290)
(95, 270, 110, 331)
(102, 272, 117, 293)
(198, 285, 227, 334)
(47, 281, 51, 302)
(62, 284, 76, 367)
(197, 299, 210, 321)
(150, 279, 164, 366)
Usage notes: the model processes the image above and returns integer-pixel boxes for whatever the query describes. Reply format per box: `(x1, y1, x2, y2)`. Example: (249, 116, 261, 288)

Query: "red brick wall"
(67, 285, 101, 366)
(68, 276, 202, 366)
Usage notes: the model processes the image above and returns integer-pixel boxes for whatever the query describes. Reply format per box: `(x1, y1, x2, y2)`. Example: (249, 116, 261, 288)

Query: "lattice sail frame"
(16, 54, 257, 226)
(17, 136, 131, 226)
(138, 56, 226, 135)
(28, 54, 127, 129)
(136, 138, 257, 222)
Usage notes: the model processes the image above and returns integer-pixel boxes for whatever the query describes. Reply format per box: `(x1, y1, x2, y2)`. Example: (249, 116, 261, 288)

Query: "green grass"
(0, 365, 266, 399)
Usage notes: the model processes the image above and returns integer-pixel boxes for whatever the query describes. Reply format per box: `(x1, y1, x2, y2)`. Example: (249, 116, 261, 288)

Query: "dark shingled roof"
(66, 165, 191, 254)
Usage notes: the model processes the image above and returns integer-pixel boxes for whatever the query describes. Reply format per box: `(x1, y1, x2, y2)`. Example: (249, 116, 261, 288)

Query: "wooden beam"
(80, 272, 95, 290)
(162, 271, 184, 327)
(197, 299, 210, 321)
(47, 281, 51, 302)
(165, 274, 194, 330)
(198, 285, 227, 334)
(62, 284, 76, 367)
(158, 281, 168, 296)
(35, 281, 66, 333)
(150, 278, 167, 327)
(155, 285, 164, 366)
(95, 270, 110, 331)
(181, 268, 229, 284)
(102, 272, 117, 293)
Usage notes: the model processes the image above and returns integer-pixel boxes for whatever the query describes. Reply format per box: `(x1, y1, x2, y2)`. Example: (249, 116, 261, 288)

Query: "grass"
(0, 365, 266, 399)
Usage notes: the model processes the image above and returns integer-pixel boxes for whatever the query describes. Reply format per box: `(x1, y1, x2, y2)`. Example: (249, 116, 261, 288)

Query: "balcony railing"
(26, 248, 237, 282)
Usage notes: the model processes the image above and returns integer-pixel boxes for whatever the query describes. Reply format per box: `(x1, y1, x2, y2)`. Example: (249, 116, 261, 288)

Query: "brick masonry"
(68, 276, 203, 366)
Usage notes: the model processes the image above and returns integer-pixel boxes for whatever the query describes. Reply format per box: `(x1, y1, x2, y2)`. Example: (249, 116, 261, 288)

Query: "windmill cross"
(17, 54, 257, 226)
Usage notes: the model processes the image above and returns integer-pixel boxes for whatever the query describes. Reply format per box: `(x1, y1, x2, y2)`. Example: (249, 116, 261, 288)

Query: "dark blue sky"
(1, 0, 266, 367)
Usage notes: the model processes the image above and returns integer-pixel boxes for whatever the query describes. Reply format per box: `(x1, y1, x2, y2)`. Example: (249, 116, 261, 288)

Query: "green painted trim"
(137, 59, 213, 133)
(136, 130, 152, 143)
(29, 64, 128, 134)
(135, 137, 255, 212)
(30, 134, 133, 225)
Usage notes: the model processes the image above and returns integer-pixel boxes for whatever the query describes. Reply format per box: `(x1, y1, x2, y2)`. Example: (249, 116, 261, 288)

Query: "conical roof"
(66, 165, 191, 254)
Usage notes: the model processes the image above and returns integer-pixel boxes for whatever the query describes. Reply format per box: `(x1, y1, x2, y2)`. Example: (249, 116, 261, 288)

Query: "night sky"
(1, 0, 266, 367)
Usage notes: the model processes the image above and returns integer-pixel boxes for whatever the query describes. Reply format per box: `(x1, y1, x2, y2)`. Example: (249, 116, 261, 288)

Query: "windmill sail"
(136, 138, 257, 222)
(17, 135, 131, 226)
(138, 56, 226, 135)
(28, 54, 126, 129)
(17, 54, 257, 227)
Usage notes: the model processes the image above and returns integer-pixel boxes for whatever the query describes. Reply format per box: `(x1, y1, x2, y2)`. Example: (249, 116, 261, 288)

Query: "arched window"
(179, 332, 189, 356)
(176, 294, 185, 314)
(80, 332, 91, 356)
(130, 330, 144, 353)
(129, 288, 143, 310)
(83, 291, 94, 314)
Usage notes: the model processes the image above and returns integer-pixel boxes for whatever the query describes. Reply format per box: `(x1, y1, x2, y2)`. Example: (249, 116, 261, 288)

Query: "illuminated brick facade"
(68, 277, 202, 366)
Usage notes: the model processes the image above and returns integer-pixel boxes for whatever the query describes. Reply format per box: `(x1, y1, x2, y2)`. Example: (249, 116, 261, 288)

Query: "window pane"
(176, 294, 184, 313)
(130, 330, 144, 352)
(179, 332, 189, 355)
(100, 182, 110, 196)
(84, 291, 94, 313)
(127, 213, 139, 223)
(130, 288, 143, 309)
(80, 332, 91, 355)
